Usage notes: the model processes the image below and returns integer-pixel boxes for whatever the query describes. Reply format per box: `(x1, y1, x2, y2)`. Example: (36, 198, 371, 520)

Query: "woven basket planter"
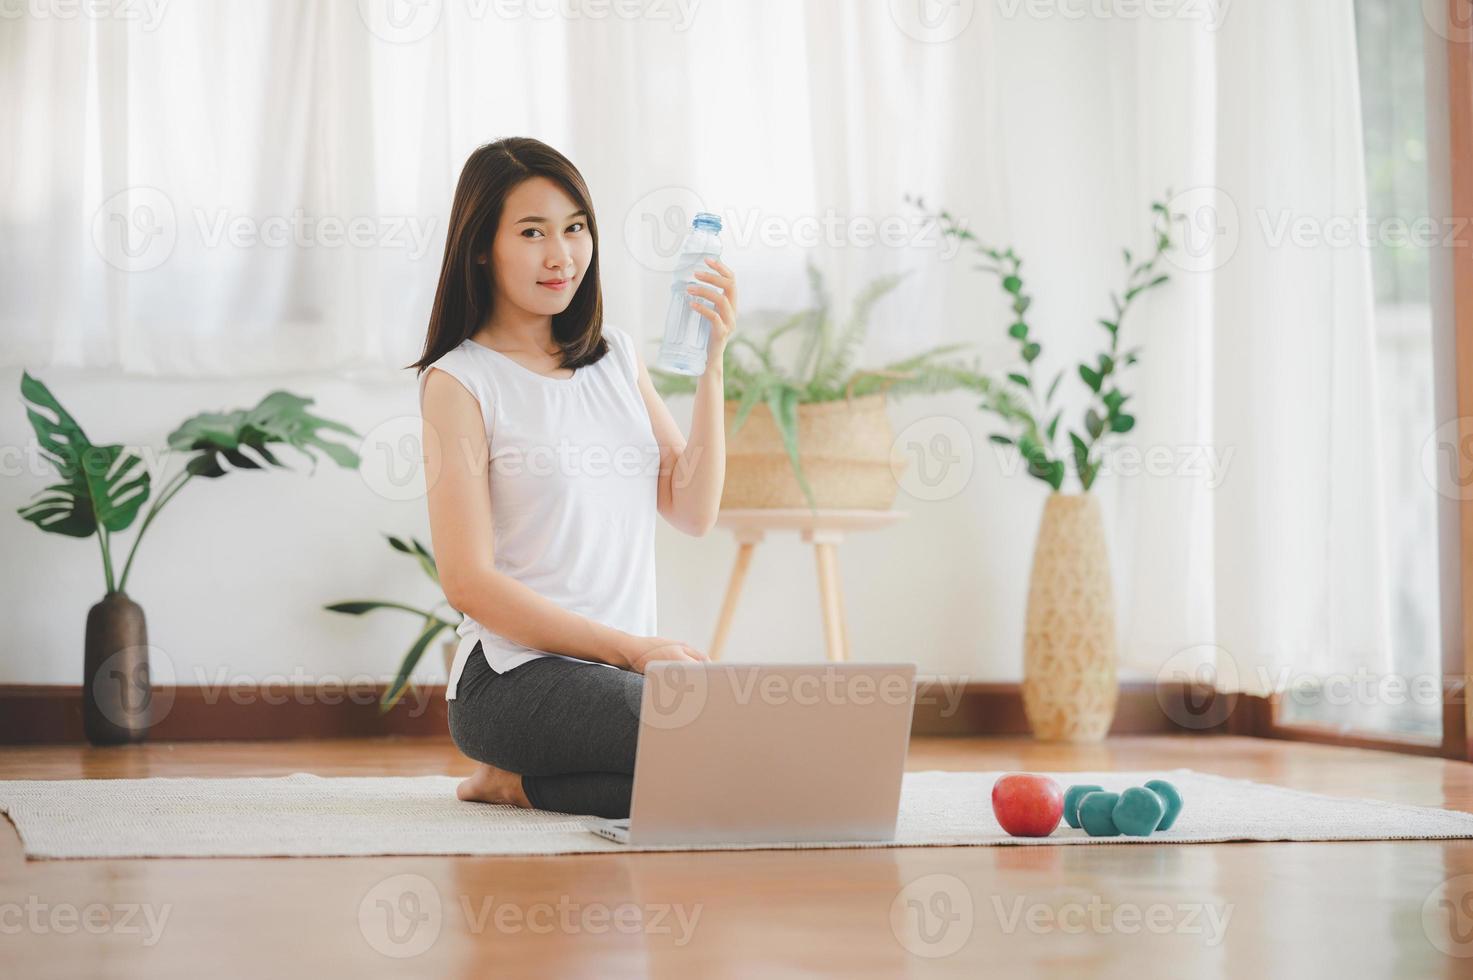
(1020, 493, 1119, 741)
(720, 392, 901, 510)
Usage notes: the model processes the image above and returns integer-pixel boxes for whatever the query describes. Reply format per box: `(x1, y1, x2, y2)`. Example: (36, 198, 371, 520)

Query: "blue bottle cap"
(692, 211, 722, 233)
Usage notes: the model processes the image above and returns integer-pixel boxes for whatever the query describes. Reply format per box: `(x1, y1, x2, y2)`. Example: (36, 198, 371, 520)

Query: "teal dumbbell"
(1075, 781, 1184, 838)
(1113, 786, 1167, 836)
(1062, 784, 1104, 829)
(1077, 791, 1122, 837)
(1143, 779, 1183, 831)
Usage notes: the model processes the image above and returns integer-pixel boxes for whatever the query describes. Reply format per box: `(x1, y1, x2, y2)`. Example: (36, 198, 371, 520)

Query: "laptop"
(588, 661, 917, 846)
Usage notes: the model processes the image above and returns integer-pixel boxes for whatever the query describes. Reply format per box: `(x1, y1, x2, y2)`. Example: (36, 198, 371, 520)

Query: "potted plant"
(323, 533, 460, 713)
(911, 194, 1179, 742)
(16, 374, 361, 745)
(649, 258, 993, 511)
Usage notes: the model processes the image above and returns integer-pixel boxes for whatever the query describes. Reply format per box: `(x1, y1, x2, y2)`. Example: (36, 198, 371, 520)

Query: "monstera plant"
(16, 371, 361, 745)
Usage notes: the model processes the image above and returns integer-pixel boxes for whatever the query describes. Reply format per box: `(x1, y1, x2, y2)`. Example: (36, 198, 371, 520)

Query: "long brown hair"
(408, 137, 607, 376)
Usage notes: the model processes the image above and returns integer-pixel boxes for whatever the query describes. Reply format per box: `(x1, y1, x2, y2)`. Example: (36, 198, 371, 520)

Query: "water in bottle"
(656, 212, 724, 375)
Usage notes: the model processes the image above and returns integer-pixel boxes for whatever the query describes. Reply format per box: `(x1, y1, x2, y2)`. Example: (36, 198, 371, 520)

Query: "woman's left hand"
(686, 257, 737, 371)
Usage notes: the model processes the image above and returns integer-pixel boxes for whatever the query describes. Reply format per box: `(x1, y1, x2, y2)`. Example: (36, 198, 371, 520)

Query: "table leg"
(709, 541, 756, 661)
(813, 541, 849, 662)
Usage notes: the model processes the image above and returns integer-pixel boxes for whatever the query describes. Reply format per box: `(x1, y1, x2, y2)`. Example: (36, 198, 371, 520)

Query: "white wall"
(1, 364, 1075, 686)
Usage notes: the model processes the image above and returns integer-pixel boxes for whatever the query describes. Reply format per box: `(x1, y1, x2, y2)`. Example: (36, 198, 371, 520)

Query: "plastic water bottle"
(656, 212, 724, 375)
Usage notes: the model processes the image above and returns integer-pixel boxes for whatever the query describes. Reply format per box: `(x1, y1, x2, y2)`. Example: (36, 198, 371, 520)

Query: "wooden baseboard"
(910, 679, 1232, 736)
(0, 679, 1227, 744)
(0, 683, 451, 744)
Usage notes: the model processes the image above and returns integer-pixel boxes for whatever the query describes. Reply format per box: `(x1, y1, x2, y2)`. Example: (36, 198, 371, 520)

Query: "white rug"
(3, 768, 1473, 860)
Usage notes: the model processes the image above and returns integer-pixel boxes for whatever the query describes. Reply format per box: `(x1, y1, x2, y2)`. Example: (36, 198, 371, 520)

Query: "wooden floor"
(3, 734, 1473, 978)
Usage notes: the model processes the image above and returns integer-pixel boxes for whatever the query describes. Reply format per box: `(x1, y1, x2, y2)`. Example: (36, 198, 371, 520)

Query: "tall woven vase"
(1021, 493, 1118, 742)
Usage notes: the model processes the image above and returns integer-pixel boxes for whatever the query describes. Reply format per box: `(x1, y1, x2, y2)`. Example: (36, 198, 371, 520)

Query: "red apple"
(991, 773, 1064, 837)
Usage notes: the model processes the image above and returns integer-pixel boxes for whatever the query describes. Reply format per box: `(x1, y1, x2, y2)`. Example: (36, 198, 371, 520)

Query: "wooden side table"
(707, 508, 910, 662)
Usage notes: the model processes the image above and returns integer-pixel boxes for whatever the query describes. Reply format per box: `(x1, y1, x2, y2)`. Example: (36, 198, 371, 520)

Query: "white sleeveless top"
(417, 324, 660, 698)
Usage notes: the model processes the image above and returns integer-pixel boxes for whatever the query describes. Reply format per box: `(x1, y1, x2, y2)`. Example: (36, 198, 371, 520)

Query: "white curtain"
(0, 0, 929, 376)
(1112, 0, 1393, 696)
(1209, 0, 1392, 696)
(1, 0, 1392, 695)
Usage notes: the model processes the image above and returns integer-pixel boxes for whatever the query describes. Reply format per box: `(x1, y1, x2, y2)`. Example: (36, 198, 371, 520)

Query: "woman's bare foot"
(456, 762, 532, 808)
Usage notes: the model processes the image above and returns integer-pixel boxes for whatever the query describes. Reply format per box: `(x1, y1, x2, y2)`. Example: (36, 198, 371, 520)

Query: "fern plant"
(648, 257, 993, 510)
(906, 194, 1179, 492)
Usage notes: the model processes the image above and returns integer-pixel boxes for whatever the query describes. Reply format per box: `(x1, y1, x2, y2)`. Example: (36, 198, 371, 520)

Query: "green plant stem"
(997, 253, 1049, 424)
(116, 468, 194, 594)
(1077, 307, 1126, 490)
(98, 529, 116, 594)
(940, 221, 1063, 484)
(915, 193, 1175, 493)
(1074, 207, 1173, 489)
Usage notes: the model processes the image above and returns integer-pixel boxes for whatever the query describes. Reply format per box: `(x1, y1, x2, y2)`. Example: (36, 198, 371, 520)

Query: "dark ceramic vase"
(83, 591, 152, 745)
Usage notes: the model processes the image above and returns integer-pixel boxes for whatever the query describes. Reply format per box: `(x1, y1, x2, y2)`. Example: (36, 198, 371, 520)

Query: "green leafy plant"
(17, 372, 361, 594)
(324, 534, 456, 713)
(907, 194, 1179, 491)
(648, 258, 994, 509)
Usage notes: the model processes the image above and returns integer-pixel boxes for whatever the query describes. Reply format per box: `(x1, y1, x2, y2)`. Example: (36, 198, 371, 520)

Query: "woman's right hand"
(617, 635, 710, 674)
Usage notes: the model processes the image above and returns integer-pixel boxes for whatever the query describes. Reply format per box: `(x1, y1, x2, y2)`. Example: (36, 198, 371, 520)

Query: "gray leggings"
(447, 641, 644, 818)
